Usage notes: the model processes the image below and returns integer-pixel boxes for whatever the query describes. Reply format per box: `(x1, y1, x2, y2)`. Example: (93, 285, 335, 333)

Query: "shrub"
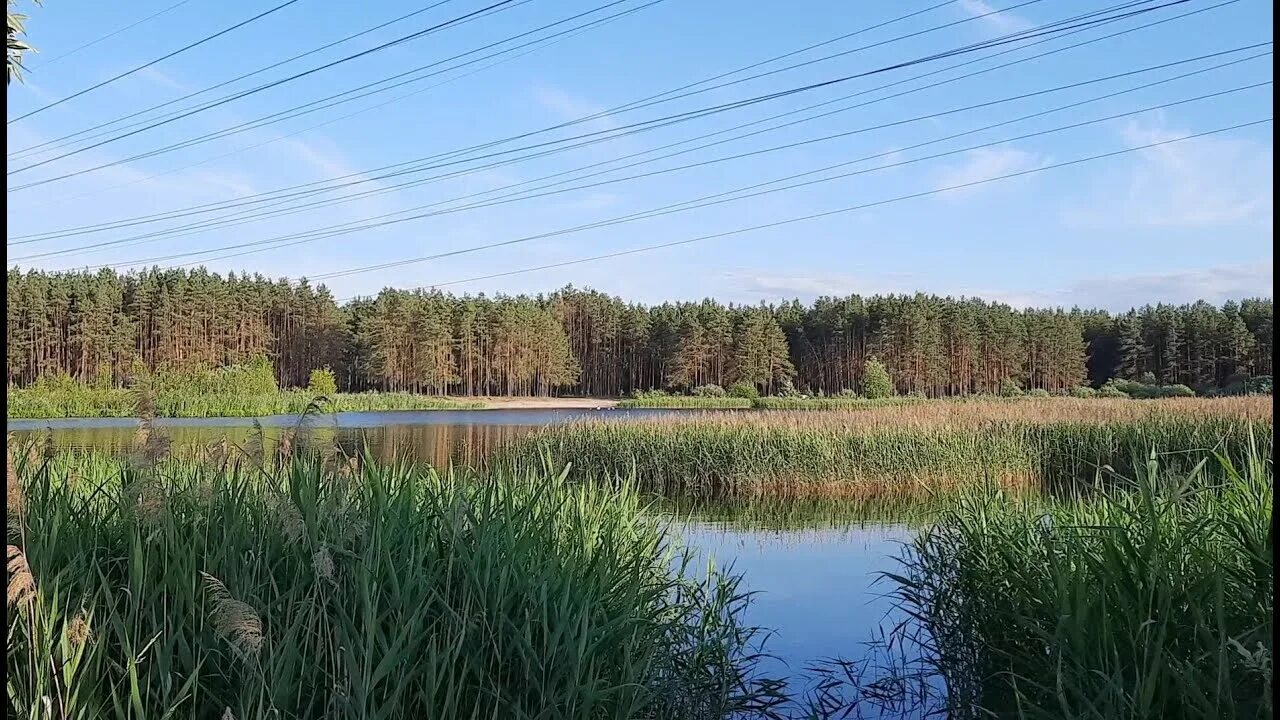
(863, 359, 894, 400)
(1026, 388, 1051, 398)
(727, 382, 759, 399)
(1137, 371, 1159, 385)
(1070, 386, 1098, 399)
(692, 384, 726, 398)
(307, 367, 338, 397)
(1098, 382, 1129, 398)
(999, 378, 1024, 397)
(631, 389, 669, 400)
(1159, 383, 1195, 398)
(1246, 375, 1273, 395)
(837, 388, 860, 399)
(777, 381, 801, 399)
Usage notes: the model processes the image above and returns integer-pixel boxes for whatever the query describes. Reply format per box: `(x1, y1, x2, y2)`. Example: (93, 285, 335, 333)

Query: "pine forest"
(5, 267, 1273, 397)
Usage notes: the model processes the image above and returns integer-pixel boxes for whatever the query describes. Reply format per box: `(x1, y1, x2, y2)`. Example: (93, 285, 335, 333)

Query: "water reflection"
(6, 408, 676, 468)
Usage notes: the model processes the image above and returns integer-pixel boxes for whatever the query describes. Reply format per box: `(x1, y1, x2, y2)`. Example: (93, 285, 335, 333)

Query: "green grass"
(504, 416, 1271, 498)
(6, 445, 785, 719)
(882, 440, 1273, 720)
(6, 387, 484, 418)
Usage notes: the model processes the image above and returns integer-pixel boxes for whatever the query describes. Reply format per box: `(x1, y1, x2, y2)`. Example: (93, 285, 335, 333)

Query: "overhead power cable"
(24, 0, 197, 71)
(7, 0, 305, 123)
(5, 0, 525, 177)
(9, 0, 644, 182)
(23, 44, 1267, 262)
(8, 0, 1239, 247)
(338, 119, 1272, 299)
(84, 80, 1271, 273)
(6, 0, 1189, 202)
(18, 0, 1125, 187)
(8, 0, 463, 159)
(11, 3, 649, 214)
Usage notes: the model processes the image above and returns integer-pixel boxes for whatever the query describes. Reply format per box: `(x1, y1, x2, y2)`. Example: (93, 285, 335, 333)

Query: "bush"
(1245, 375, 1273, 395)
(630, 389, 669, 400)
(691, 384, 725, 398)
(307, 367, 338, 397)
(1159, 383, 1195, 398)
(999, 378, 1024, 397)
(727, 382, 759, 399)
(1137, 371, 1159, 385)
(863, 359, 894, 400)
(1026, 388, 1051, 398)
(1070, 386, 1098, 399)
(776, 381, 801, 399)
(1098, 382, 1129, 398)
(837, 388, 860, 398)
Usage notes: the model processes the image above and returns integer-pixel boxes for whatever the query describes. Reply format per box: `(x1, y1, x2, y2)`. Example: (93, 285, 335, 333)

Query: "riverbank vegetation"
(6, 359, 482, 418)
(5, 443, 784, 719)
(6, 269, 1272, 399)
(834, 444, 1273, 720)
(506, 398, 1271, 498)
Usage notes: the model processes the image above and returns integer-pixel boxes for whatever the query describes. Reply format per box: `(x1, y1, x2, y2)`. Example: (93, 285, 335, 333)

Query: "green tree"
(307, 367, 338, 397)
(862, 358, 893, 399)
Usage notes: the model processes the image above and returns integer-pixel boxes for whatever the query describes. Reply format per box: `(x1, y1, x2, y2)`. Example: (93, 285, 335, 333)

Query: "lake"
(8, 409, 924, 714)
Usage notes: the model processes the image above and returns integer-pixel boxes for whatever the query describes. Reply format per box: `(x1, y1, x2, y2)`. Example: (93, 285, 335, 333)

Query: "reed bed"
(747, 397, 923, 411)
(504, 399, 1271, 498)
(5, 442, 786, 719)
(617, 396, 754, 409)
(6, 387, 483, 418)
(882, 442, 1274, 720)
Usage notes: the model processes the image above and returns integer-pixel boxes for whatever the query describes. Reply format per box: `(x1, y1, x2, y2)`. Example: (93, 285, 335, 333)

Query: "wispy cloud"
(1062, 117, 1273, 229)
(933, 146, 1047, 197)
(969, 263, 1274, 311)
(958, 0, 1034, 34)
(532, 85, 617, 132)
(725, 269, 919, 300)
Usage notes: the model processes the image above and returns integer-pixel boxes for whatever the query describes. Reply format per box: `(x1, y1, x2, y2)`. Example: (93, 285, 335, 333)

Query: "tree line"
(6, 267, 1272, 397)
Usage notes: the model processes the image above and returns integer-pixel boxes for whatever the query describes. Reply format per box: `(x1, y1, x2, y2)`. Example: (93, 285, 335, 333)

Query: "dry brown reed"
(599, 397, 1271, 433)
(200, 572, 264, 657)
(7, 545, 35, 608)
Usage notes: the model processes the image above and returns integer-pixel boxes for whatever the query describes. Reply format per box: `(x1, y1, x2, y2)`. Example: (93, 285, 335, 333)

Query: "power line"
(9, 0, 644, 185)
(11, 3, 648, 214)
(301, 89, 1277, 281)
(9, 0, 1238, 247)
(7, 0, 305, 124)
(7, 0, 1188, 207)
(9, 0, 1008, 231)
(25, 44, 1267, 262)
(24, 0, 198, 71)
(86, 80, 1272, 273)
(8, 0, 463, 159)
(5, 0, 525, 177)
(343, 119, 1270, 300)
(10, 0, 1083, 187)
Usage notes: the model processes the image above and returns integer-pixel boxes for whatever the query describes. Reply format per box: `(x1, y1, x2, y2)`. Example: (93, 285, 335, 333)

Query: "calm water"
(8, 409, 920, 712)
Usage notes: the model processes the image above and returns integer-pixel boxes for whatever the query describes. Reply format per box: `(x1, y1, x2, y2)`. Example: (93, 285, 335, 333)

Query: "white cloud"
(1062, 117, 1273, 229)
(532, 85, 617, 134)
(724, 263, 1272, 311)
(933, 146, 1047, 196)
(958, 0, 1034, 34)
(968, 263, 1273, 311)
(724, 269, 919, 300)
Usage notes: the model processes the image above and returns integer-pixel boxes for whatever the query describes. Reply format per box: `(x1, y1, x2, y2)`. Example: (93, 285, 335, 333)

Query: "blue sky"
(5, 0, 1274, 310)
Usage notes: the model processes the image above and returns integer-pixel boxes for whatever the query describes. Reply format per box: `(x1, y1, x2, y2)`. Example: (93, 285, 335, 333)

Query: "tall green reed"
(884, 438, 1273, 719)
(6, 441, 786, 719)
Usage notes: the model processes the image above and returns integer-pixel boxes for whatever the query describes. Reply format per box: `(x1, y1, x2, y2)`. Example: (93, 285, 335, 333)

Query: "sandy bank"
(472, 397, 619, 410)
